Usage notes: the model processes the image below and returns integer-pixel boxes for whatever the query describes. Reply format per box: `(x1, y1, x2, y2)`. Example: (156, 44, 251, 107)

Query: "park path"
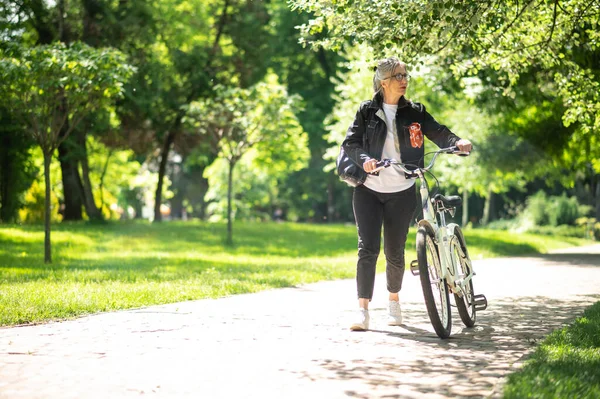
(1, 245, 600, 399)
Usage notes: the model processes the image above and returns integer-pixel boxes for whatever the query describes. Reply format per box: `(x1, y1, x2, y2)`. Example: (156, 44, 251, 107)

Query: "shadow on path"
(299, 295, 599, 398)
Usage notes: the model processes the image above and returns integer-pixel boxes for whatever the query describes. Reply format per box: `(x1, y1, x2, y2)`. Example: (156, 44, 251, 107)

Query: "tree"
(294, 0, 600, 218)
(0, 107, 36, 222)
(293, 0, 599, 147)
(265, 2, 343, 222)
(0, 42, 133, 262)
(185, 73, 309, 244)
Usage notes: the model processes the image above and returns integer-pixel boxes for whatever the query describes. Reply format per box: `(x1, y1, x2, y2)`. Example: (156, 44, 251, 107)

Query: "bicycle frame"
(381, 148, 474, 298)
(413, 168, 473, 299)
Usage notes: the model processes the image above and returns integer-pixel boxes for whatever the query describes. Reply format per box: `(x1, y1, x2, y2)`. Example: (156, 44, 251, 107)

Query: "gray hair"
(372, 57, 407, 95)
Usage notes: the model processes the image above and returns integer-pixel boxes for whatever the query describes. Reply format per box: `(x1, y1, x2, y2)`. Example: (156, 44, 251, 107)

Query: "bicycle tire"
(451, 228, 476, 327)
(416, 226, 451, 338)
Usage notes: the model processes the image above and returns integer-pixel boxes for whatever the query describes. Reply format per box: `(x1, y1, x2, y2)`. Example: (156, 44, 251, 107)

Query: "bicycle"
(374, 146, 488, 339)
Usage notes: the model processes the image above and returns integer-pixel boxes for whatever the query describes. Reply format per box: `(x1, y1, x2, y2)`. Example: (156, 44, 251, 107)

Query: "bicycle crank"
(473, 294, 488, 311)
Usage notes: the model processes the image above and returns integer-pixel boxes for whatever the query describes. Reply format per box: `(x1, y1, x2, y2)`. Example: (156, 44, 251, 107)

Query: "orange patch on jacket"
(409, 123, 423, 148)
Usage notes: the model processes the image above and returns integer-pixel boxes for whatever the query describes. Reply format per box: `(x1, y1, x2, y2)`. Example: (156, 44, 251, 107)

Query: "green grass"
(0, 221, 594, 326)
(504, 301, 600, 398)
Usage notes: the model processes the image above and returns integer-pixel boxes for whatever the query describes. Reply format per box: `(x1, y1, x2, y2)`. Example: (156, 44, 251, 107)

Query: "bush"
(576, 217, 600, 240)
(526, 191, 549, 226)
(524, 191, 589, 227)
(486, 219, 520, 230)
(525, 224, 587, 238)
(548, 194, 579, 226)
(486, 192, 597, 240)
(18, 180, 62, 223)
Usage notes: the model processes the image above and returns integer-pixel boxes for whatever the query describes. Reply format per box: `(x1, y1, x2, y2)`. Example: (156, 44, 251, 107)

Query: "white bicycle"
(375, 146, 488, 339)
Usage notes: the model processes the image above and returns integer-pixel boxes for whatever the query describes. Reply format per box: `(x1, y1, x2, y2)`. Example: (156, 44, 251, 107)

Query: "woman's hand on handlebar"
(363, 159, 379, 173)
(455, 139, 472, 153)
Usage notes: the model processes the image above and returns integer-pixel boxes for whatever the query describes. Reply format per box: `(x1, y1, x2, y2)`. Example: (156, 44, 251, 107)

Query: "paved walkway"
(1, 245, 600, 399)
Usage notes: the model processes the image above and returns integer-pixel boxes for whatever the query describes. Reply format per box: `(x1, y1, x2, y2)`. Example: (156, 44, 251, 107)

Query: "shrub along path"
(1, 245, 599, 398)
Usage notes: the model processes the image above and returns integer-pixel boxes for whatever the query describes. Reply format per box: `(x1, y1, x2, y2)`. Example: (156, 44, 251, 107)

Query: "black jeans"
(352, 184, 417, 300)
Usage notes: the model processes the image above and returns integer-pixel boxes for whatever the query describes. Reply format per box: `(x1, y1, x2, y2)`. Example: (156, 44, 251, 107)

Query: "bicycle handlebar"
(372, 146, 471, 176)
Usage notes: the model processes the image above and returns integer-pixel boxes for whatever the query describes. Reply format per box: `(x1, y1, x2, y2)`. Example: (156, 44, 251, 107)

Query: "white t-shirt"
(364, 103, 415, 193)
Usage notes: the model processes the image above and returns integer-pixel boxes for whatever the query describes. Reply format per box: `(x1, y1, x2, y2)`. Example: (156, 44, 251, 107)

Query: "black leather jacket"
(342, 93, 461, 172)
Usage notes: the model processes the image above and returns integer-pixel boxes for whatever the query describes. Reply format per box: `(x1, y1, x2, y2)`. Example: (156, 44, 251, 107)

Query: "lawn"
(504, 301, 600, 398)
(0, 220, 594, 326)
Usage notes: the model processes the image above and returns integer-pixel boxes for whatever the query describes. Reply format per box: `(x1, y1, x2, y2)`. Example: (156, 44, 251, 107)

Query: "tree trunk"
(595, 173, 600, 220)
(43, 152, 52, 263)
(58, 139, 84, 220)
(462, 188, 469, 227)
(194, 169, 210, 220)
(154, 130, 177, 222)
(327, 174, 334, 223)
(78, 132, 103, 221)
(98, 149, 112, 217)
(58, 0, 65, 42)
(226, 159, 235, 245)
(0, 147, 9, 223)
(482, 187, 493, 226)
(169, 158, 186, 220)
(170, 192, 185, 220)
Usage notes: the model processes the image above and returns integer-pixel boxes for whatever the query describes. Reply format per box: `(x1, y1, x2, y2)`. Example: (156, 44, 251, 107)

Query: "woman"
(342, 57, 472, 331)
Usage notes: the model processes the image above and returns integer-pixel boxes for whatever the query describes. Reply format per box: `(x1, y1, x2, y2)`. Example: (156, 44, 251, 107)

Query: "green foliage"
(0, 42, 134, 153)
(576, 217, 600, 240)
(186, 72, 309, 223)
(292, 0, 598, 81)
(265, 2, 343, 223)
(85, 136, 145, 219)
(0, 107, 36, 222)
(551, 195, 581, 227)
(524, 191, 588, 227)
(323, 46, 373, 168)
(527, 191, 551, 226)
(18, 180, 62, 223)
(487, 190, 596, 239)
(16, 147, 63, 223)
(293, 0, 600, 174)
(204, 157, 273, 222)
(504, 301, 600, 399)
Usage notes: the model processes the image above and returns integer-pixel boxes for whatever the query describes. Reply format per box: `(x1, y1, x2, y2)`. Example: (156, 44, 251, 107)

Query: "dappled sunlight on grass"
(0, 221, 594, 326)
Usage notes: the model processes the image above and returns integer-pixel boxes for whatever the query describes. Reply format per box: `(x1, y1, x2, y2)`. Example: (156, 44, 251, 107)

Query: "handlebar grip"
(371, 162, 386, 173)
(370, 159, 391, 174)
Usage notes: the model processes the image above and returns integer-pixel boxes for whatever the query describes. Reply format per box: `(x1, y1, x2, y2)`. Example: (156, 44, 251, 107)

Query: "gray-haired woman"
(342, 57, 472, 331)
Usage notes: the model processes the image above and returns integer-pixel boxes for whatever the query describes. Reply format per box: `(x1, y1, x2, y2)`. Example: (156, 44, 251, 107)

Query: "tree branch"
(573, 0, 598, 28)
(210, 0, 230, 57)
(492, 0, 537, 43)
(545, 0, 559, 47)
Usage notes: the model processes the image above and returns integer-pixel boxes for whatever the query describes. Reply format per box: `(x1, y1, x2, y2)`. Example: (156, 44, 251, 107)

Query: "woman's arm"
(420, 105, 473, 151)
(341, 102, 376, 171)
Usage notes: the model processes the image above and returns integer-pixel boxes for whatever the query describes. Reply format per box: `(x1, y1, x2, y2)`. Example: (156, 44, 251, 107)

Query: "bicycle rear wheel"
(451, 228, 476, 327)
(416, 226, 451, 338)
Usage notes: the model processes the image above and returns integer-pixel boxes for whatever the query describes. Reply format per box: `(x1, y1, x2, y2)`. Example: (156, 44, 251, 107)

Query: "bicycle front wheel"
(416, 226, 451, 338)
(451, 228, 476, 327)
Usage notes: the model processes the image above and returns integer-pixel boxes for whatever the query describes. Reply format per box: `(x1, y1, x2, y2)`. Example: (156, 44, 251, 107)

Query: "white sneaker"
(350, 308, 370, 331)
(388, 300, 402, 326)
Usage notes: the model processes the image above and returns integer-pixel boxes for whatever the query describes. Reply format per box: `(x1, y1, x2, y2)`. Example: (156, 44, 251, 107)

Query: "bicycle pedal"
(410, 260, 419, 276)
(473, 294, 488, 311)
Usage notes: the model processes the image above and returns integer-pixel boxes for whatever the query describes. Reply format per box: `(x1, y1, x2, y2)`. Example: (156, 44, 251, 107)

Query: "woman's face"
(381, 64, 408, 98)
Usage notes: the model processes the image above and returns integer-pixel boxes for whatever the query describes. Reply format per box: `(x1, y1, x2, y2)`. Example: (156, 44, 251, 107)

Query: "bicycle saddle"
(433, 193, 462, 208)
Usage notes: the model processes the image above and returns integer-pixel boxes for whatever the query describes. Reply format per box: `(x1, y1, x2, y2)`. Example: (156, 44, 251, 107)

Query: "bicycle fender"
(447, 223, 471, 260)
(447, 223, 460, 237)
(417, 220, 437, 237)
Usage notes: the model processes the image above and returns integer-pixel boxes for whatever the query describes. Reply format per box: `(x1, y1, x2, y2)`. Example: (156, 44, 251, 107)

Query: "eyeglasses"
(388, 73, 411, 82)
